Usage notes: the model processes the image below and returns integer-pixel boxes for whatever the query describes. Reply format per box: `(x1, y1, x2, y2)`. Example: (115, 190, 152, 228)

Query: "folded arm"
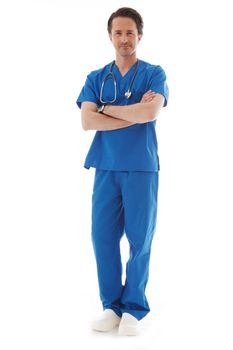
(80, 91, 165, 131)
(80, 102, 136, 131)
(103, 92, 165, 123)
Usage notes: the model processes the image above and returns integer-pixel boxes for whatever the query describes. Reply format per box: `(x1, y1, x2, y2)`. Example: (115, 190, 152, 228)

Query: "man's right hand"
(140, 90, 157, 103)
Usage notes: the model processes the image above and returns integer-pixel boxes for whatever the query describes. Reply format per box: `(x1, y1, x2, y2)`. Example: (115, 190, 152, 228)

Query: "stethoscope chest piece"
(125, 90, 132, 99)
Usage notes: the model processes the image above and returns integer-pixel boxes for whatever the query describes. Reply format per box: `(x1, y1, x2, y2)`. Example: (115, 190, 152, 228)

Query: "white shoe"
(118, 312, 139, 336)
(91, 309, 121, 332)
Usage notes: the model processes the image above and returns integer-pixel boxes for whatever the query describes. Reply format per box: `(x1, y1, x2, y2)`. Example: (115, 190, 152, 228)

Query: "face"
(109, 17, 142, 57)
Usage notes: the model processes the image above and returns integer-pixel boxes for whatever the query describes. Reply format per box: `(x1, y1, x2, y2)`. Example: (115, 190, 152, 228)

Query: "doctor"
(76, 7, 168, 336)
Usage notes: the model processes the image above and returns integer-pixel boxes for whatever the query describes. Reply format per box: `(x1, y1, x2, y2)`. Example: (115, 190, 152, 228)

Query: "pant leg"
(120, 171, 159, 320)
(92, 169, 125, 316)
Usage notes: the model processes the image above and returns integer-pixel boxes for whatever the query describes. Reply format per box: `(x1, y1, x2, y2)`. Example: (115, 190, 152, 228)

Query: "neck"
(115, 54, 138, 75)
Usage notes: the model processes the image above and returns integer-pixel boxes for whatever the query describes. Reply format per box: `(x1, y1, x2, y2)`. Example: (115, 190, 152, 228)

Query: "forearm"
(104, 102, 153, 123)
(83, 110, 136, 131)
(103, 94, 165, 123)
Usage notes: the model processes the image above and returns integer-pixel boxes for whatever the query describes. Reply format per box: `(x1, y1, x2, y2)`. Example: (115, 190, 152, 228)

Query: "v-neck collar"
(113, 60, 139, 80)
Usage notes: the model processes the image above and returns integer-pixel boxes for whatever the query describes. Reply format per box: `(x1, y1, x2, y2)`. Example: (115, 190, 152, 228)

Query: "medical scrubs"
(76, 59, 169, 320)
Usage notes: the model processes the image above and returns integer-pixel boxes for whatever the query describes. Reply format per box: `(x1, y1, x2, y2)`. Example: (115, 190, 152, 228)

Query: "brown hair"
(107, 7, 144, 35)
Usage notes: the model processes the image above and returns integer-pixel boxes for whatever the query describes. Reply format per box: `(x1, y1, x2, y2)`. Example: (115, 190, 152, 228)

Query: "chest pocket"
(129, 90, 144, 104)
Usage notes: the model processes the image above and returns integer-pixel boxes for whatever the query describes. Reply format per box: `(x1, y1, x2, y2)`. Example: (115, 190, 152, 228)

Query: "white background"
(0, 0, 233, 349)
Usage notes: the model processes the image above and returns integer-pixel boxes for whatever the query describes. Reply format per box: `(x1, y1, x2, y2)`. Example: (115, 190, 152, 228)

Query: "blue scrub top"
(76, 59, 169, 172)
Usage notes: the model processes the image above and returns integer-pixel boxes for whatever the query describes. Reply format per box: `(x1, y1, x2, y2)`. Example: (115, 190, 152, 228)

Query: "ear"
(138, 34, 143, 42)
(109, 33, 113, 42)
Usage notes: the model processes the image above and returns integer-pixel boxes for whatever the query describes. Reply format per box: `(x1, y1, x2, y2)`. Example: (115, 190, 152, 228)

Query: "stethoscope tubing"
(100, 71, 117, 104)
(100, 59, 140, 104)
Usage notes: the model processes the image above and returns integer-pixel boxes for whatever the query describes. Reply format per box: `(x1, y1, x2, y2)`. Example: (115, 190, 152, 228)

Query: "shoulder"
(87, 62, 112, 81)
(139, 60, 167, 79)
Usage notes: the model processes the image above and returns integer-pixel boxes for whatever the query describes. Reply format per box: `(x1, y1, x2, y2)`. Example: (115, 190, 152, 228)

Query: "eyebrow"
(114, 30, 135, 33)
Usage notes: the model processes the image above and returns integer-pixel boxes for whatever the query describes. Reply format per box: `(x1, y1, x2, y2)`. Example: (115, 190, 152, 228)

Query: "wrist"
(97, 105, 105, 114)
(103, 104, 108, 115)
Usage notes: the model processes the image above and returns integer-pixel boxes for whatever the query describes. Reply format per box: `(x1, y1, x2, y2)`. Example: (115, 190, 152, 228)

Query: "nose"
(121, 34, 127, 43)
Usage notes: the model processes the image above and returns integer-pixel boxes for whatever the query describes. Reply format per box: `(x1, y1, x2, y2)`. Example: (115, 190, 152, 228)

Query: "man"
(76, 7, 168, 336)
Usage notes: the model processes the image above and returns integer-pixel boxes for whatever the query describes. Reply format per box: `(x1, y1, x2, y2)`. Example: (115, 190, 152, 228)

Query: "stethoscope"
(99, 59, 140, 104)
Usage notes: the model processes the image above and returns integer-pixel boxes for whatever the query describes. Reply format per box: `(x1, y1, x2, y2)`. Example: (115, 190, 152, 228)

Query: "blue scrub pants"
(91, 169, 159, 321)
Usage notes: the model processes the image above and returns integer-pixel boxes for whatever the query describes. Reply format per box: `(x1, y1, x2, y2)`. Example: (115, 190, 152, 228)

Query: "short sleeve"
(76, 75, 99, 109)
(148, 66, 169, 107)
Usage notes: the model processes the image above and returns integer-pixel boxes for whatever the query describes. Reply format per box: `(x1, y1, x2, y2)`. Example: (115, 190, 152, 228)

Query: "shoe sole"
(92, 320, 120, 332)
(118, 325, 139, 336)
